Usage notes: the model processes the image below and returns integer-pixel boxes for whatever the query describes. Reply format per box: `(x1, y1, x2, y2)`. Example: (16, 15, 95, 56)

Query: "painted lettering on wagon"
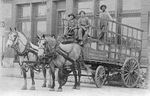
(88, 48, 107, 60)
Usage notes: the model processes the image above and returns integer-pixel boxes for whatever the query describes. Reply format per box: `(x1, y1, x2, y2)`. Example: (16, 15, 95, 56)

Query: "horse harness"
(45, 42, 75, 66)
(10, 32, 38, 68)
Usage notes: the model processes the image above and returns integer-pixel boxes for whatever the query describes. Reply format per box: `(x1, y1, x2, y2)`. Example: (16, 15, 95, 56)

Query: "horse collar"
(15, 41, 30, 56)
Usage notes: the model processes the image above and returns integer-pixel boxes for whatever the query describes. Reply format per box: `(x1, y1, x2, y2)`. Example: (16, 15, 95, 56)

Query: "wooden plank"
(83, 47, 107, 61)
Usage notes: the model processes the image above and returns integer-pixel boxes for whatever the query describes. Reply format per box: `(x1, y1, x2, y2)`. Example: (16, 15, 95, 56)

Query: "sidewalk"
(0, 64, 94, 84)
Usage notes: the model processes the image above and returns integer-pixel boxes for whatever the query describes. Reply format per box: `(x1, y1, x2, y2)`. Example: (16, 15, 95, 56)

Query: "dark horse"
(37, 35, 85, 92)
(6, 28, 50, 90)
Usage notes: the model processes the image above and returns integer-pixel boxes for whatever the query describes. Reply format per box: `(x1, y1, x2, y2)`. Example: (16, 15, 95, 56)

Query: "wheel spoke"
(124, 72, 129, 76)
(124, 68, 129, 72)
(127, 75, 132, 85)
(131, 73, 138, 81)
(130, 75, 135, 85)
(124, 73, 130, 82)
(126, 62, 130, 69)
(128, 60, 132, 69)
(130, 60, 136, 69)
(124, 65, 130, 71)
(130, 74, 136, 83)
(126, 74, 130, 85)
(132, 64, 138, 71)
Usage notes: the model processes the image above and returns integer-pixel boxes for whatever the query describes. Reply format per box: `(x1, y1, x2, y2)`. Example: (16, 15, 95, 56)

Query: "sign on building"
(0, 21, 5, 27)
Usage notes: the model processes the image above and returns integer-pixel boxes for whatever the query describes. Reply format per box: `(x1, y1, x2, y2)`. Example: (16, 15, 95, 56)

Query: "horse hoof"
(57, 88, 62, 92)
(21, 86, 27, 90)
(30, 86, 35, 90)
(42, 84, 46, 87)
(72, 86, 76, 89)
(49, 88, 55, 91)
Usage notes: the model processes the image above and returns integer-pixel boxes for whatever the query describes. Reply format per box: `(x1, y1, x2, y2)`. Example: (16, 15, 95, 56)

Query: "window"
(34, 3, 47, 17)
(122, 17, 141, 29)
(37, 21, 46, 35)
(122, 17, 141, 39)
(21, 5, 31, 17)
(37, 4, 46, 16)
(58, 11, 66, 26)
(123, 0, 141, 10)
(78, 2, 93, 14)
(22, 22, 31, 40)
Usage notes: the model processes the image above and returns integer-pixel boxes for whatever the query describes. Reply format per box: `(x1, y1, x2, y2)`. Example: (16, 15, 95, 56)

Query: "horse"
(37, 34, 85, 92)
(5, 28, 50, 90)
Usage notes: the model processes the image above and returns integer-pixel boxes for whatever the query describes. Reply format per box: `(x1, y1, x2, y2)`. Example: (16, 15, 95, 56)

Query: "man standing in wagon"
(99, 5, 113, 40)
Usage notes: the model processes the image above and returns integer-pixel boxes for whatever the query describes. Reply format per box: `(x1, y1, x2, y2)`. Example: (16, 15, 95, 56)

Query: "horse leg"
(21, 66, 27, 90)
(30, 68, 35, 90)
(48, 69, 52, 88)
(72, 65, 78, 89)
(49, 66, 55, 91)
(77, 61, 81, 89)
(42, 68, 47, 87)
(57, 68, 63, 92)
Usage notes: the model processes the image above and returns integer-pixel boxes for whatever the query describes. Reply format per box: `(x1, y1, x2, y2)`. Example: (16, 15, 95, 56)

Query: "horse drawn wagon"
(5, 13, 143, 90)
(59, 15, 143, 88)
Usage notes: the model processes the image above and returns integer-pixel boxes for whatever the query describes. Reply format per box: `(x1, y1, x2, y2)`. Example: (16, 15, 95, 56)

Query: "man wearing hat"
(99, 5, 112, 40)
(64, 13, 78, 38)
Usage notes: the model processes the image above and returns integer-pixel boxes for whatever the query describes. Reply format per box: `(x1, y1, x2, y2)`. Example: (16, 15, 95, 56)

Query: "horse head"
(37, 34, 48, 58)
(37, 34, 57, 59)
(6, 27, 19, 48)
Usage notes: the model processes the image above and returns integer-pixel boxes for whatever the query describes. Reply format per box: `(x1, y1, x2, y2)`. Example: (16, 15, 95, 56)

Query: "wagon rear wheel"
(121, 57, 140, 88)
(94, 66, 106, 88)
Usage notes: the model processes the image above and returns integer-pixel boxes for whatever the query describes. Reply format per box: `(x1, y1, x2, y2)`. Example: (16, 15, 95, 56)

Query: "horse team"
(6, 27, 91, 92)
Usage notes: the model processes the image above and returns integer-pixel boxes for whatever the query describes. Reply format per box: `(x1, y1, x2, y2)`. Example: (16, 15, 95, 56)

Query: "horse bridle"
(38, 39, 47, 50)
(8, 31, 29, 56)
(8, 32, 19, 47)
(38, 39, 49, 56)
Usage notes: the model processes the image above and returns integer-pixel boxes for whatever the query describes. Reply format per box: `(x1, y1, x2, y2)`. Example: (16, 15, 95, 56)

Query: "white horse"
(6, 28, 50, 90)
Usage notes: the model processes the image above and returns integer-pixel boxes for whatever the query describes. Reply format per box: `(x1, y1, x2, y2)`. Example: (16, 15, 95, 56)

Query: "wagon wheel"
(94, 66, 106, 88)
(121, 57, 140, 88)
(58, 70, 68, 86)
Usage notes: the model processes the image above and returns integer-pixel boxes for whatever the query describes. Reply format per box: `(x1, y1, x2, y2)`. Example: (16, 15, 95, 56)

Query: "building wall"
(0, 1, 14, 58)
(141, 0, 150, 66)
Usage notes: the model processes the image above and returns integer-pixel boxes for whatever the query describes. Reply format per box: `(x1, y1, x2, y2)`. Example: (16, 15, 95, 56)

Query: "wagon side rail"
(84, 15, 144, 65)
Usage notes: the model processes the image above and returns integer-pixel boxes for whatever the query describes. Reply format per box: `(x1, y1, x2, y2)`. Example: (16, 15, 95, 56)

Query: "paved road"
(0, 76, 150, 96)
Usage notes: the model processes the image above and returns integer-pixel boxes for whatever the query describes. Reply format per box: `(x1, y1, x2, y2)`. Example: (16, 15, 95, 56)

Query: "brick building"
(1, 0, 150, 67)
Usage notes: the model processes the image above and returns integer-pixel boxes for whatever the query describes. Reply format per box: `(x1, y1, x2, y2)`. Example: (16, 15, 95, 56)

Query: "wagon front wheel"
(94, 66, 106, 88)
(121, 57, 140, 88)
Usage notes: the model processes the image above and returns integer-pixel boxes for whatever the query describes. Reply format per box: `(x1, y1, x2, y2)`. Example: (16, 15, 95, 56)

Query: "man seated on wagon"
(78, 11, 91, 44)
(99, 5, 112, 40)
(64, 13, 78, 39)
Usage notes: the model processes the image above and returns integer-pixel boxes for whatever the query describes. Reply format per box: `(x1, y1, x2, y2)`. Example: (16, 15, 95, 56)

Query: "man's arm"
(85, 17, 90, 28)
(106, 10, 112, 20)
(78, 18, 82, 28)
